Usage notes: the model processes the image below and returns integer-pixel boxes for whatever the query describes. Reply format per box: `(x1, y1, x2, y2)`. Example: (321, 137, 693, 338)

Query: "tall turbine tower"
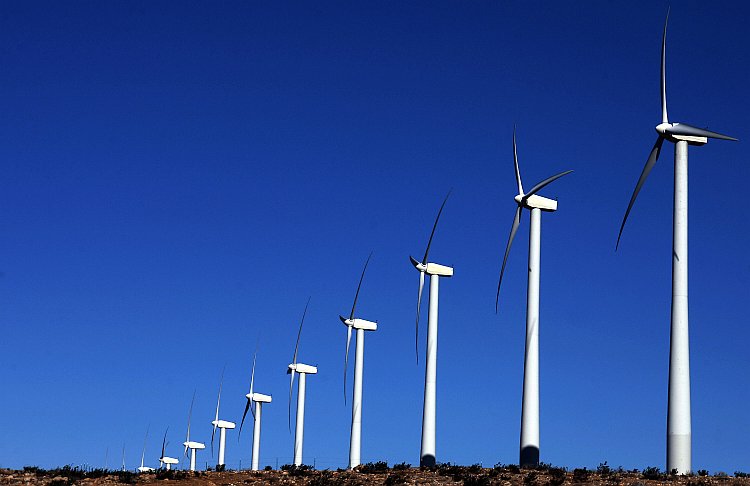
(158, 428, 179, 471)
(616, 10, 737, 475)
(340, 252, 378, 469)
(137, 426, 155, 473)
(496, 128, 572, 468)
(239, 347, 273, 471)
(211, 367, 235, 471)
(183, 392, 206, 471)
(410, 191, 452, 467)
(287, 298, 317, 466)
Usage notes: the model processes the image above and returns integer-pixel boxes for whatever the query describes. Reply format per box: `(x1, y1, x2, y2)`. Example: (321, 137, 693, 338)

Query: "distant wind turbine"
(287, 297, 317, 466)
(158, 427, 179, 470)
(137, 425, 155, 473)
(183, 391, 206, 471)
(239, 345, 272, 471)
(496, 127, 572, 467)
(210, 367, 235, 471)
(409, 191, 453, 467)
(340, 252, 378, 469)
(615, 9, 737, 474)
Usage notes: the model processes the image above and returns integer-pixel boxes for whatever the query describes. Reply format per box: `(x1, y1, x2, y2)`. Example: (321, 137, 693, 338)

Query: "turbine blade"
(616, 136, 665, 249)
(215, 366, 225, 422)
(349, 252, 373, 320)
(238, 398, 252, 440)
(495, 205, 523, 313)
(667, 123, 738, 141)
(522, 170, 574, 200)
(343, 323, 352, 405)
(292, 297, 311, 365)
(288, 368, 296, 433)
(141, 425, 150, 468)
(249, 351, 256, 405)
(161, 427, 168, 459)
(415, 270, 425, 364)
(422, 190, 452, 264)
(186, 390, 195, 444)
(661, 7, 669, 124)
(513, 126, 524, 195)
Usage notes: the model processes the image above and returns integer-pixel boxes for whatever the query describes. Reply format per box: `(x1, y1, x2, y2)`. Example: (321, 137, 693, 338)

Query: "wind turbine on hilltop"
(137, 426, 155, 473)
(210, 367, 235, 471)
(410, 191, 453, 467)
(158, 427, 179, 471)
(496, 128, 572, 468)
(183, 392, 205, 471)
(615, 9, 737, 474)
(287, 297, 317, 466)
(239, 346, 273, 471)
(340, 252, 378, 469)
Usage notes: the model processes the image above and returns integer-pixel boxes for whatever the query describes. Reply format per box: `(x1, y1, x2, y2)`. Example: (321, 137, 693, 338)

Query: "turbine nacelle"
(515, 193, 558, 212)
(339, 316, 377, 331)
(409, 256, 453, 277)
(183, 441, 205, 450)
(288, 362, 318, 374)
(247, 392, 273, 403)
(137, 466, 155, 473)
(160, 457, 179, 465)
(656, 123, 709, 145)
(211, 420, 235, 429)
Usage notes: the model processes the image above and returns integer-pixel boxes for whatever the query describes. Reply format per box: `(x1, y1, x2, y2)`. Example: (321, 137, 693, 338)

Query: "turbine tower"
(496, 128, 572, 468)
(239, 347, 273, 471)
(211, 367, 235, 471)
(183, 392, 206, 472)
(137, 426, 155, 473)
(158, 428, 179, 471)
(340, 252, 378, 469)
(616, 10, 737, 474)
(287, 297, 317, 467)
(410, 191, 453, 467)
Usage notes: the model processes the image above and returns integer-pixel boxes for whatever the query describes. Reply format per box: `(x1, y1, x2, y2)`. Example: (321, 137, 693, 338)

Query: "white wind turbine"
(210, 367, 235, 471)
(409, 191, 453, 467)
(183, 392, 206, 471)
(287, 297, 317, 466)
(616, 9, 737, 475)
(496, 128, 572, 468)
(158, 427, 179, 471)
(239, 347, 273, 471)
(340, 252, 377, 469)
(137, 426, 155, 473)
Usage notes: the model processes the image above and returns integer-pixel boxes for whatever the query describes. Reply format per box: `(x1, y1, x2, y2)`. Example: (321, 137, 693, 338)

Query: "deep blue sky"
(1, 0, 748, 473)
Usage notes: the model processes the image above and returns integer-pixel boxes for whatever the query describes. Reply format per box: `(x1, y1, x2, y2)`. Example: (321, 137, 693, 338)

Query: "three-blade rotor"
(288, 297, 310, 432)
(616, 9, 737, 249)
(341, 252, 372, 405)
(495, 128, 572, 312)
(411, 190, 451, 363)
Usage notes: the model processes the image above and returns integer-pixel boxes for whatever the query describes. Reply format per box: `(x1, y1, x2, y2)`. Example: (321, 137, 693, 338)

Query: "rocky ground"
(3, 465, 750, 486)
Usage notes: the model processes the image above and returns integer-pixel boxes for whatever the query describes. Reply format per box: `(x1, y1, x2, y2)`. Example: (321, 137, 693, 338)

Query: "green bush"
(572, 468, 590, 483)
(642, 466, 663, 480)
(357, 461, 389, 474)
(392, 462, 411, 471)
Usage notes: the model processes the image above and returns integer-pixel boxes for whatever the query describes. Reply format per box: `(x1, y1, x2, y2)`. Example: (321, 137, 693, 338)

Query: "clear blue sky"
(1, 0, 748, 473)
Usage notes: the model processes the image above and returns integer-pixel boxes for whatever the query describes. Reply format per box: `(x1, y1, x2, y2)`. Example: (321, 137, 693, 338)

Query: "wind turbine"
(340, 252, 377, 469)
(183, 392, 206, 471)
(409, 191, 453, 467)
(239, 346, 273, 471)
(210, 367, 235, 471)
(615, 9, 737, 474)
(287, 297, 317, 467)
(495, 128, 572, 468)
(158, 427, 179, 471)
(137, 426, 155, 473)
